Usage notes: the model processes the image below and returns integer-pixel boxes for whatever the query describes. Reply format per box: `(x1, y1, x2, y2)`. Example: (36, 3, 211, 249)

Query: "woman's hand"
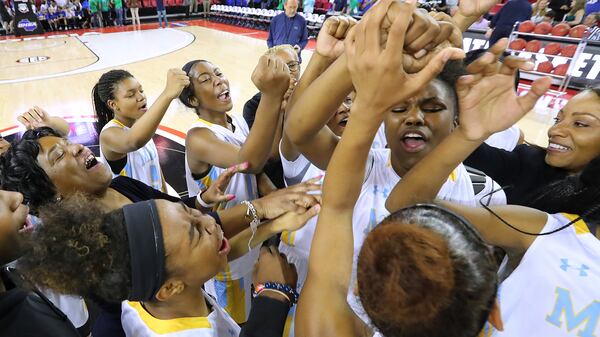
(345, 0, 464, 114)
(252, 176, 321, 220)
(252, 55, 292, 98)
(163, 68, 191, 100)
(200, 162, 249, 204)
(456, 39, 552, 141)
(315, 15, 357, 60)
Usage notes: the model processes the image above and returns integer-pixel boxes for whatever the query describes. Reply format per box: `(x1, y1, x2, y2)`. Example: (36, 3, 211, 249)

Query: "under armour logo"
(560, 258, 590, 277)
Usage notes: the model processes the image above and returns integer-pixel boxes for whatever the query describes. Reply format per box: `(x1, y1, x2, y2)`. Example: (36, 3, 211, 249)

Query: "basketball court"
(0, 19, 561, 193)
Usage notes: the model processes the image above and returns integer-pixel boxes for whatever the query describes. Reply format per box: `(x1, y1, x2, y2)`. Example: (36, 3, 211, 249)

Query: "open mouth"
(400, 131, 427, 153)
(547, 142, 571, 153)
(19, 214, 35, 233)
(218, 233, 231, 255)
(217, 89, 231, 102)
(338, 117, 348, 127)
(139, 103, 148, 111)
(84, 153, 99, 170)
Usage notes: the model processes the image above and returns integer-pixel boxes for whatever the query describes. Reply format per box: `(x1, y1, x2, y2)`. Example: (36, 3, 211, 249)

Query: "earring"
(56, 196, 62, 202)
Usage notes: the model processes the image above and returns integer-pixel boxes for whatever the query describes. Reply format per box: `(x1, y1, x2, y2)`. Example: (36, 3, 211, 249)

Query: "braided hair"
(92, 69, 134, 135)
(179, 60, 209, 110)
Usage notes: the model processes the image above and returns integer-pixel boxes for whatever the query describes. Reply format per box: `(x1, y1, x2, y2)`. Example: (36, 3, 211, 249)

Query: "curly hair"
(0, 127, 61, 213)
(18, 194, 131, 304)
(357, 205, 497, 337)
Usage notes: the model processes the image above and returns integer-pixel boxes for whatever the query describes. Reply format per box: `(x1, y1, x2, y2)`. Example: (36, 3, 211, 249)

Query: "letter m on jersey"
(546, 287, 600, 337)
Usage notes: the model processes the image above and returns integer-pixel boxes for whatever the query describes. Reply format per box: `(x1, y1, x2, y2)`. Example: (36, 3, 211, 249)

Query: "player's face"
(0, 190, 30, 265)
(545, 90, 600, 173)
(326, 95, 352, 137)
(110, 77, 148, 122)
(384, 79, 456, 177)
(274, 48, 300, 101)
(187, 61, 233, 114)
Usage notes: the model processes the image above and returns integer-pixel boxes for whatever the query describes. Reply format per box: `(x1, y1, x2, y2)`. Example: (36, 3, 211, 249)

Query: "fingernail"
(239, 161, 249, 170)
(314, 204, 321, 212)
(227, 195, 236, 201)
(414, 49, 427, 59)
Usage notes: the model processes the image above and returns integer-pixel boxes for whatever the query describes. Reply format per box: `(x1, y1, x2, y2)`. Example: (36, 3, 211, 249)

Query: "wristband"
(196, 190, 216, 208)
(241, 200, 260, 252)
(253, 282, 299, 306)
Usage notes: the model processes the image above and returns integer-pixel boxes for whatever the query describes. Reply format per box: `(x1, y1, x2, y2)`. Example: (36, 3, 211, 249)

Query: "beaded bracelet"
(253, 282, 299, 306)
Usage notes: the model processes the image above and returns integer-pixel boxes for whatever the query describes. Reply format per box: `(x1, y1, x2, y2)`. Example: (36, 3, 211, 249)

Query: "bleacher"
(209, 5, 326, 36)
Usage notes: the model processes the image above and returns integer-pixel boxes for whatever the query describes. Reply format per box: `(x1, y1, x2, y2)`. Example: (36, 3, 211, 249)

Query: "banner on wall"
(463, 30, 600, 89)
(13, 0, 44, 36)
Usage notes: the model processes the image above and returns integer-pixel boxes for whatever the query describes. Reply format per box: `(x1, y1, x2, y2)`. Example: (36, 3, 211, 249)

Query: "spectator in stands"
(100, 0, 110, 26)
(486, 0, 531, 46)
(583, 12, 599, 26)
(333, 0, 345, 13)
(531, 0, 550, 23)
(202, 0, 210, 18)
(267, 0, 308, 60)
(156, 0, 167, 28)
(89, 0, 102, 27)
(586, 0, 600, 17)
(0, 0, 14, 35)
(111, 0, 122, 25)
(543, 9, 556, 22)
(128, 0, 139, 26)
(564, 0, 585, 26)
(303, 0, 313, 14)
(549, 0, 570, 21)
(188, 0, 197, 17)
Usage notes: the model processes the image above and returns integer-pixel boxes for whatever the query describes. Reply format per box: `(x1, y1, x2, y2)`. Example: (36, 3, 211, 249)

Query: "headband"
(123, 200, 166, 301)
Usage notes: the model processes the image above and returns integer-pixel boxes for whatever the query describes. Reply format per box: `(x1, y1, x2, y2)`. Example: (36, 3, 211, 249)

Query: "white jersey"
(41, 289, 89, 329)
(479, 213, 600, 337)
(484, 126, 521, 152)
(349, 148, 477, 327)
(184, 115, 259, 323)
(99, 119, 163, 191)
(121, 291, 240, 337)
(371, 124, 387, 149)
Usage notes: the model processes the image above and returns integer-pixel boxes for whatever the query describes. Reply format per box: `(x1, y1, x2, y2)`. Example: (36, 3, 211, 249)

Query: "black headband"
(123, 200, 166, 301)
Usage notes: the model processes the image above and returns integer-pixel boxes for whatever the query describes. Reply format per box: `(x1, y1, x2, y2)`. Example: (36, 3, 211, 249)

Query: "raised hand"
(267, 202, 320, 233)
(163, 68, 191, 100)
(200, 162, 249, 205)
(457, 0, 500, 17)
(345, 0, 465, 113)
(17, 106, 52, 130)
(456, 39, 552, 141)
(252, 54, 292, 98)
(315, 15, 357, 60)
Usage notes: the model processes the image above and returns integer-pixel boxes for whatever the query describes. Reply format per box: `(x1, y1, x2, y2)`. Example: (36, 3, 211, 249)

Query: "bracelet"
(196, 190, 216, 208)
(252, 282, 299, 306)
(256, 289, 291, 304)
(241, 200, 260, 252)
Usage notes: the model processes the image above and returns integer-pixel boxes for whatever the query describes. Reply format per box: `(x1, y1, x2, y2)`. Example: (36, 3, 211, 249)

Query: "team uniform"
(479, 213, 600, 337)
(185, 115, 259, 324)
(278, 146, 477, 337)
(99, 119, 164, 191)
(121, 291, 240, 337)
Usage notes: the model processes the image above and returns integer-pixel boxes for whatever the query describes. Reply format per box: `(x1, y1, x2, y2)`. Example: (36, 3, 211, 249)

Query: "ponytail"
(92, 69, 134, 135)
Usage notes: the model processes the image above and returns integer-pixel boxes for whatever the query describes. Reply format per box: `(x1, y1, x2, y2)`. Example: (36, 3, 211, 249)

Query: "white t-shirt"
(481, 213, 600, 337)
(99, 119, 164, 191)
(41, 290, 89, 329)
(184, 115, 259, 323)
(484, 126, 521, 152)
(121, 291, 240, 337)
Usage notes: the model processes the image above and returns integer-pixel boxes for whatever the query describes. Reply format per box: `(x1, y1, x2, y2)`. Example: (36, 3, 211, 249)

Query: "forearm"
(215, 203, 252, 238)
(239, 93, 283, 172)
(287, 52, 336, 109)
(126, 91, 172, 149)
(48, 116, 70, 136)
(227, 221, 277, 260)
(286, 54, 352, 147)
(257, 172, 277, 196)
(386, 129, 482, 212)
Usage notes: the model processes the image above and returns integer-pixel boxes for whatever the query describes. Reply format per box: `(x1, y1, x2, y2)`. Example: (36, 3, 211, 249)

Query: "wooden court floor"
(0, 21, 558, 147)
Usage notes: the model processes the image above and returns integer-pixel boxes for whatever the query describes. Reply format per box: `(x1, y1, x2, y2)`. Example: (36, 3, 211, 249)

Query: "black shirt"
(0, 270, 80, 337)
(464, 143, 567, 205)
(243, 93, 286, 189)
(239, 296, 290, 337)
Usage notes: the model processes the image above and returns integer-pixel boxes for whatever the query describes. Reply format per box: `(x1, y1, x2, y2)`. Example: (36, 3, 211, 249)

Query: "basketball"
(537, 61, 554, 73)
(525, 40, 542, 53)
(509, 38, 527, 51)
(534, 22, 552, 35)
(569, 25, 587, 38)
(553, 63, 569, 76)
(544, 42, 561, 55)
(518, 20, 535, 33)
(551, 23, 570, 36)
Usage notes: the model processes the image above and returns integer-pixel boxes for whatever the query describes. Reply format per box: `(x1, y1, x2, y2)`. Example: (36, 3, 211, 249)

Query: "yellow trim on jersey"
(560, 213, 590, 235)
(126, 301, 212, 334)
(281, 230, 297, 246)
(196, 118, 215, 127)
(110, 119, 127, 128)
(448, 169, 457, 182)
(212, 278, 248, 323)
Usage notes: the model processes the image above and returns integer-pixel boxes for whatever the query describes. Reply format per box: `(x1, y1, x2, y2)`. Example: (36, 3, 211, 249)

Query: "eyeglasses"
(287, 61, 300, 72)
